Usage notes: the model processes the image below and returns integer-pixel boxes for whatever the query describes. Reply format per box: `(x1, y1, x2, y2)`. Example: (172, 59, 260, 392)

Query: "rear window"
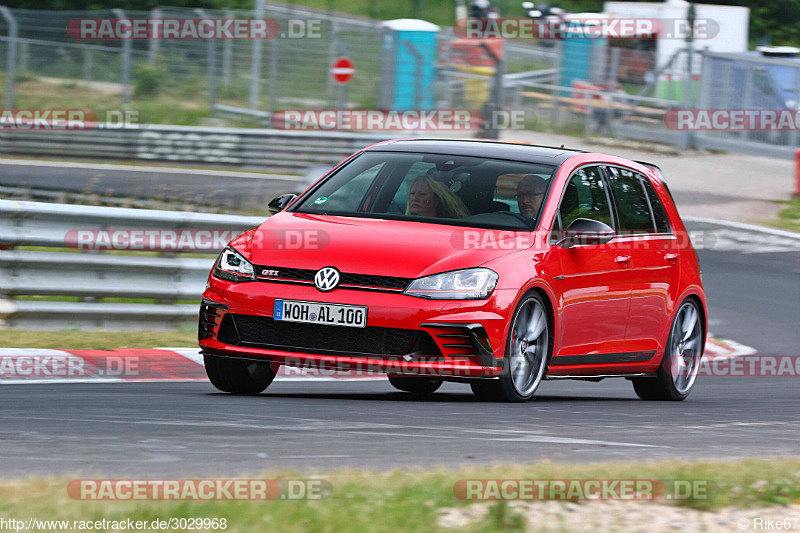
(641, 177, 671, 234)
(605, 166, 656, 234)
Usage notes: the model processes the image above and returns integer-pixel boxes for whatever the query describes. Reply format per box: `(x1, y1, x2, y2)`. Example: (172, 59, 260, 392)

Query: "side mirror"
(557, 218, 615, 248)
(268, 194, 298, 215)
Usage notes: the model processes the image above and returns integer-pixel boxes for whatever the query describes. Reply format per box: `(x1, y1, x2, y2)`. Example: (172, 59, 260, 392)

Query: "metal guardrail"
(510, 80, 683, 145)
(0, 125, 394, 173)
(502, 69, 558, 86)
(0, 199, 266, 329)
(0, 199, 264, 250)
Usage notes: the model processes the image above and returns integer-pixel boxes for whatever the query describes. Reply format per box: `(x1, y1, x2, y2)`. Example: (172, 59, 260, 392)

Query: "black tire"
(632, 299, 703, 401)
(470, 292, 553, 402)
(388, 375, 443, 395)
(469, 380, 506, 402)
(204, 354, 276, 395)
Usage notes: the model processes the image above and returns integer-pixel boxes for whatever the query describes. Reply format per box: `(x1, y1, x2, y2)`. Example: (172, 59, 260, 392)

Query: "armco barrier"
(0, 199, 264, 250)
(0, 125, 395, 173)
(0, 199, 266, 329)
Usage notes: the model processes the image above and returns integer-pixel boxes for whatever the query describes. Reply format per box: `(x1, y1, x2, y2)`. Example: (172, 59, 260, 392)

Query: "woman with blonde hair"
(405, 175, 470, 219)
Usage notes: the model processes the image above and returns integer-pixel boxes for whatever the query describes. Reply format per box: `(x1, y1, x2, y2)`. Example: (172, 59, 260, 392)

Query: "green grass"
(0, 329, 198, 349)
(770, 196, 800, 232)
(0, 458, 799, 532)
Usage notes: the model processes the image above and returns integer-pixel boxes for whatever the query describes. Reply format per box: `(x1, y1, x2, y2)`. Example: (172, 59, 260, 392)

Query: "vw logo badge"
(314, 267, 340, 292)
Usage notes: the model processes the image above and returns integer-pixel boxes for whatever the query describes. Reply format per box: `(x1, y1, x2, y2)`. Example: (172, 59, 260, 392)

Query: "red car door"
(550, 165, 634, 362)
(604, 165, 680, 355)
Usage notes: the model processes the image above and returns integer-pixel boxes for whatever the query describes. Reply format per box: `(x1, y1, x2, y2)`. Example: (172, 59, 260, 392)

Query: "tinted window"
(558, 166, 614, 232)
(320, 162, 385, 212)
(293, 151, 557, 230)
(641, 176, 671, 234)
(605, 166, 655, 234)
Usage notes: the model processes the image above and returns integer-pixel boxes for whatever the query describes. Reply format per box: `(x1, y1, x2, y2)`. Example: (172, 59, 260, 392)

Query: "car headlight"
(213, 247, 255, 282)
(403, 268, 498, 300)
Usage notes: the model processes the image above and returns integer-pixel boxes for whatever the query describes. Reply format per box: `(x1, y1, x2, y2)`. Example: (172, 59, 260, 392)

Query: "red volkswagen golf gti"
(199, 140, 707, 402)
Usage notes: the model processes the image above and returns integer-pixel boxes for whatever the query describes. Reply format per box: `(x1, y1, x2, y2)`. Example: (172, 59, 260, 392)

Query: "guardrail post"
(19, 40, 27, 71)
(82, 46, 92, 81)
(0, 7, 18, 109)
(478, 41, 504, 139)
(267, 21, 279, 113)
(795, 149, 800, 198)
(148, 8, 161, 65)
(249, 0, 264, 109)
(326, 18, 339, 105)
(112, 8, 132, 107)
(195, 9, 217, 115)
(607, 47, 620, 138)
(0, 297, 16, 327)
(222, 9, 233, 87)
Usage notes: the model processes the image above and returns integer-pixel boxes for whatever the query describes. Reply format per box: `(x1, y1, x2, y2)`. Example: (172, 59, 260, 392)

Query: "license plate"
(273, 299, 367, 328)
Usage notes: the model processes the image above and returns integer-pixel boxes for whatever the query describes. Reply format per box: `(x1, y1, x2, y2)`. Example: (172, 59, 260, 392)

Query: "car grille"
(219, 313, 429, 357)
(253, 265, 411, 291)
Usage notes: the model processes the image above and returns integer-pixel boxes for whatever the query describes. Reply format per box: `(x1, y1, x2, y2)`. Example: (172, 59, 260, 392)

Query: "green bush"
(133, 62, 166, 99)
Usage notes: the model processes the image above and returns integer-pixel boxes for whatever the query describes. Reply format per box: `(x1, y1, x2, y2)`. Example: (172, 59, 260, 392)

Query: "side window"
(605, 166, 655, 234)
(640, 176, 671, 234)
(558, 166, 614, 232)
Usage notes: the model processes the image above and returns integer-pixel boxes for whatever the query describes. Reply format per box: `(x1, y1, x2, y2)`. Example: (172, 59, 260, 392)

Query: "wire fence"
(1, 6, 799, 158)
(0, 5, 560, 114)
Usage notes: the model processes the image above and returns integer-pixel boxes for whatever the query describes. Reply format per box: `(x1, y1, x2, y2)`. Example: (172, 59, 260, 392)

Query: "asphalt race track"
(1, 221, 798, 478)
(0, 159, 303, 209)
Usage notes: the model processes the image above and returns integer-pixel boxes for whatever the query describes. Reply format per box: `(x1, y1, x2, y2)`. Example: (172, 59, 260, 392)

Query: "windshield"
(292, 151, 557, 230)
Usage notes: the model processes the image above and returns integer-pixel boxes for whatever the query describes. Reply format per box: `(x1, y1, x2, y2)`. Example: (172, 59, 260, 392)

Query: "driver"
(516, 174, 548, 219)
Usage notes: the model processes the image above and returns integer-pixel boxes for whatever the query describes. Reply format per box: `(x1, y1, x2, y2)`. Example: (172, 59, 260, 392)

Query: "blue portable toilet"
(379, 19, 440, 110)
(560, 37, 605, 89)
(559, 19, 608, 89)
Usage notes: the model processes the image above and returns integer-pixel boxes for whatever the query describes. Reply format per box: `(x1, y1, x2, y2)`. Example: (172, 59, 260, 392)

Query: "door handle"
(664, 253, 680, 262)
(615, 255, 631, 265)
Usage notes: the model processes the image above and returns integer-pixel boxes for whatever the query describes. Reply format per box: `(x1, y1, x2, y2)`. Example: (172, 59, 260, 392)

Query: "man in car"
(516, 174, 548, 219)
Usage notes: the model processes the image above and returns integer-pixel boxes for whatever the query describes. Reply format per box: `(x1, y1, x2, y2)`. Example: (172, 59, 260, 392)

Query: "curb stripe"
(0, 336, 757, 384)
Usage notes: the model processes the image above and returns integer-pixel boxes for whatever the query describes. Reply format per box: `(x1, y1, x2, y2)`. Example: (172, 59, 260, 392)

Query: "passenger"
(406, 175, 470, 218)
(516, 174, 548, 219)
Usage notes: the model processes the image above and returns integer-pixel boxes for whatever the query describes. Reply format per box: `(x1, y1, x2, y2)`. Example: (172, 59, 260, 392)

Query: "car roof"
(363, 139, 583, 166)
(363, 139, 667, 183)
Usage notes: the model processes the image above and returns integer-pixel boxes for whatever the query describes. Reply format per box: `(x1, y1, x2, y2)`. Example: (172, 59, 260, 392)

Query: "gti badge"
(261, 269, 280, 276)
(314, 267, 340, 291)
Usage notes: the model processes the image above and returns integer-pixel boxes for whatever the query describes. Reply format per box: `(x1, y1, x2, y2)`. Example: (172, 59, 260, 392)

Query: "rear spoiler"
(635, 161, 664, 181)
(635, 161, 675, 201)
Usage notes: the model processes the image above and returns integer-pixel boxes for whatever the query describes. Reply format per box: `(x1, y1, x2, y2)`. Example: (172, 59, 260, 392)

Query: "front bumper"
(198, 275, 515, 377)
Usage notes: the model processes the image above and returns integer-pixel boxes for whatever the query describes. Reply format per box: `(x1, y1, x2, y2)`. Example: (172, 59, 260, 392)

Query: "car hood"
(236, 212, 534, 279)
